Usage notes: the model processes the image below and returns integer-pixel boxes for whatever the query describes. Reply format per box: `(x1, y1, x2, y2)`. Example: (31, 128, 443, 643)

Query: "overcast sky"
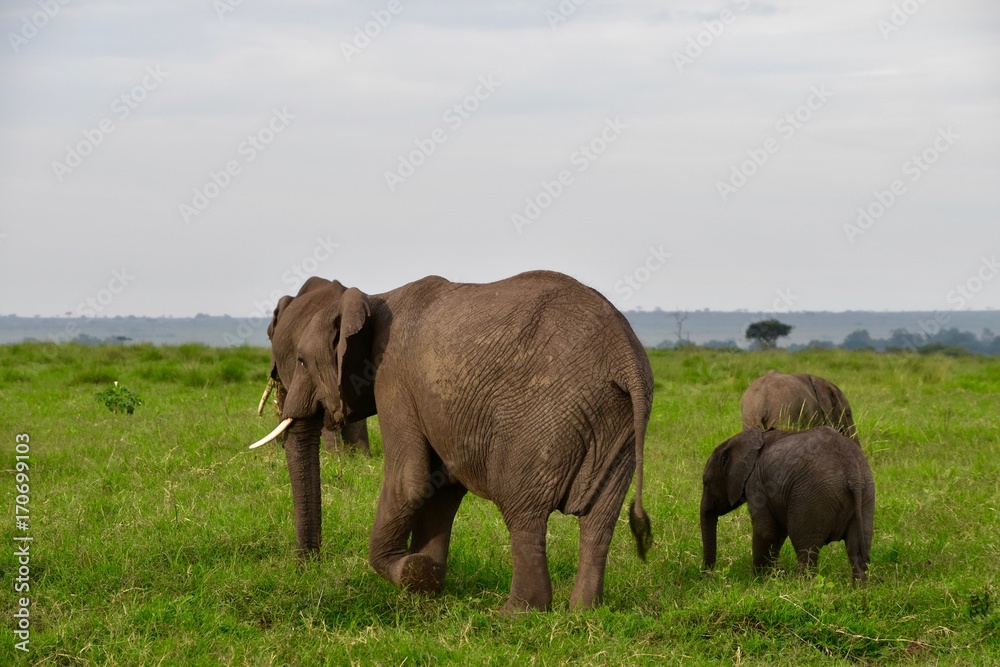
(1, 0, 998, 321)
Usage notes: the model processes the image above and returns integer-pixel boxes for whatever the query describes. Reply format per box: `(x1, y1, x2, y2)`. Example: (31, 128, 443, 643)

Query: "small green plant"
(96, 381, 143, 415)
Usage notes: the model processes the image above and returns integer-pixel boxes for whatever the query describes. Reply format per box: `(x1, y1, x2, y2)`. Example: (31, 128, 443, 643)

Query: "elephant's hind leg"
(502, 514, 553, 612)
(569, 455, 634, 610)
(750, 511, 787, 575)
(793, 542, 821, 575)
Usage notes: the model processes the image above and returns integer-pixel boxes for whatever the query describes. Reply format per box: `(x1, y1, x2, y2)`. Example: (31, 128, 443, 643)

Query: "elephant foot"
(398, 554, 444, 594)
(500, 595, 551, 615)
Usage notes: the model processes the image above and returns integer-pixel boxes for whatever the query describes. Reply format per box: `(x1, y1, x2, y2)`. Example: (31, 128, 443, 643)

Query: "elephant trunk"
(701, 508, 719, 570)
(284, 417, 323, 556)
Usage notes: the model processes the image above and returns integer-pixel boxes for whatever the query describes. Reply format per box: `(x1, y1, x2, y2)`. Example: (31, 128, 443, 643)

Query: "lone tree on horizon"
(746, 319, 794, 350)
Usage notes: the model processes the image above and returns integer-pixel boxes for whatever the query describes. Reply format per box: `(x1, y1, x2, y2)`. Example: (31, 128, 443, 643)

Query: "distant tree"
(989, 336, 1000, 356)
(745, 319, 793, 350)
(886, 328, 923, 351)
(842, 329, 876, 350)
(672, 311, 689, 347)
(928, 328, 978, 352)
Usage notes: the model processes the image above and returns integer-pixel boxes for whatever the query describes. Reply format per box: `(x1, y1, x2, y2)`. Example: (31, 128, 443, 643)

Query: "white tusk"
(249, 417, 293, 450)
(256, 377, 276, 416)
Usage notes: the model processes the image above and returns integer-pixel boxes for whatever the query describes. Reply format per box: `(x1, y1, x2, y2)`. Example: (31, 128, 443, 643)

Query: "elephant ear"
(821, 380, 858, 440)
(268, 295, 295, 341)
(724, 427, 765, 507)
(336, 288, 377, 420)
(810, 376, 849, 427)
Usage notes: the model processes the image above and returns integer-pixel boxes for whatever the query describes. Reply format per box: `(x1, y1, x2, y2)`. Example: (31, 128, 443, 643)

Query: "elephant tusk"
(249, 417, 294, 450)
(256, 377, 276, 416)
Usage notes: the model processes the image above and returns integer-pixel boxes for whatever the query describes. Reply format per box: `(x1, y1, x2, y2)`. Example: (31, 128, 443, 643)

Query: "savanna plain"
(1, 343, 998, 665)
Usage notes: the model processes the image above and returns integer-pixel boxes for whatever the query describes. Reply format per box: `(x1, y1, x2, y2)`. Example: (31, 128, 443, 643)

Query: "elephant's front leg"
(409, 483, 467, 583)
(369, 482, 443, 593)
(368, 440, 446, 594)
(503, 514, 553, 612)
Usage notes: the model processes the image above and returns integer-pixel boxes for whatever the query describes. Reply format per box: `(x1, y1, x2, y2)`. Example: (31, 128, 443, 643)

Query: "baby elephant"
(700, 426, 875, 581)
(742, 370, 859, 443)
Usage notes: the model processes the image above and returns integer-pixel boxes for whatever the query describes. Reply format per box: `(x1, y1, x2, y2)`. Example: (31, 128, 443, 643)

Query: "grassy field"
(1, 343, 998, 665)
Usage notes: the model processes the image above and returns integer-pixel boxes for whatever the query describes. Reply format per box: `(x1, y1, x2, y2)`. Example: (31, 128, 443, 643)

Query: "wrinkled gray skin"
(263, 270, 653, 611)
(701, 427, 875, 582)
(741, 371, 859, 444)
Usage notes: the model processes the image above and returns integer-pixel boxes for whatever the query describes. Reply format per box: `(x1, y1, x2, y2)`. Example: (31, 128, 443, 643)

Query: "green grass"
(1, 344, 998, 665)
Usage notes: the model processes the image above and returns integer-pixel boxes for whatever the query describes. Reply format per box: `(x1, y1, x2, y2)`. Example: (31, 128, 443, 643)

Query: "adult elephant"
(257, 376, 370, 454)
(248, 271, 653, 611)
(741, 370, 859, 443)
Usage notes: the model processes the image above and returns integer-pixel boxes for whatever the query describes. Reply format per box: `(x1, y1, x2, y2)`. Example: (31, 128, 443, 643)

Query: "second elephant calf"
(700, 426, 875, 582)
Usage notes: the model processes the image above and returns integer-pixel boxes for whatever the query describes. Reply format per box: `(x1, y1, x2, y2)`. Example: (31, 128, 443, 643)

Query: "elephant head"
(700, 427, 766, 570)
(249, 277, 379, 555)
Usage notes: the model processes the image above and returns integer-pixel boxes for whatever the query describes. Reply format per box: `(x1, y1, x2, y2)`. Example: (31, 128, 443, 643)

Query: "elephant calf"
(701, 426, 875, 582)
(742, 370, 859, 444)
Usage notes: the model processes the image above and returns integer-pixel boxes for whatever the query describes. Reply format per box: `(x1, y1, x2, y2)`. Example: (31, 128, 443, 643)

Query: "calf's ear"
(725, 427, 765, 506)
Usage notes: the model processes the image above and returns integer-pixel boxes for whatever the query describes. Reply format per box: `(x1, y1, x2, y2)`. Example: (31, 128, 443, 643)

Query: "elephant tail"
(624, 371, 653, 561)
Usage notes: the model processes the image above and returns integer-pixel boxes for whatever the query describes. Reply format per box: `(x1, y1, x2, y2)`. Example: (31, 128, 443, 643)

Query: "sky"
(1, 0, 998, 322)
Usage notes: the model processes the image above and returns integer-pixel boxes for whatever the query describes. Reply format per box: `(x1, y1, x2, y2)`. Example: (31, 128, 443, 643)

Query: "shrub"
(95, 382, 143, 415)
